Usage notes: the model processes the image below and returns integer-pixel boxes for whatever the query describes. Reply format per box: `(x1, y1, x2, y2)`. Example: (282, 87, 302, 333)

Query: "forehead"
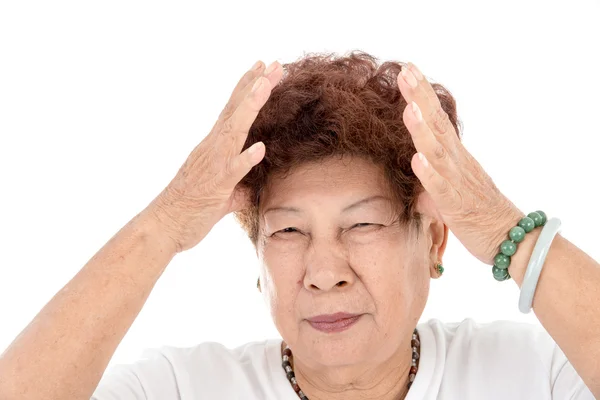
(259, 155, 392, 209)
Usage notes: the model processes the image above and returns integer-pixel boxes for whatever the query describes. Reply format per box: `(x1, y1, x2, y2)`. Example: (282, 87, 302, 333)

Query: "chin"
(296, 317, 377, 366)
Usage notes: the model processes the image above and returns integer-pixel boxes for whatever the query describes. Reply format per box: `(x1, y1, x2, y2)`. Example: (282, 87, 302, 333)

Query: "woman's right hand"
(145, 60, 282, 253)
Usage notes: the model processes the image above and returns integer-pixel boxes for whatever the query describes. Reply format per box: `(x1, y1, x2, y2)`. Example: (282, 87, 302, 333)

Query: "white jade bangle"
(518, 217, 562, 314)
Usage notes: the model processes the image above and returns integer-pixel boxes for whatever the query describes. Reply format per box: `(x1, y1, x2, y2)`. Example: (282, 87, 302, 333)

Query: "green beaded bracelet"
(492, 210, 547, 281)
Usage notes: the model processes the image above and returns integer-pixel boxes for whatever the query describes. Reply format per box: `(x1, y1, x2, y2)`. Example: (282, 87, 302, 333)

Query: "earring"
(435, 262, 444, 276)
(257, 277, 261, 292)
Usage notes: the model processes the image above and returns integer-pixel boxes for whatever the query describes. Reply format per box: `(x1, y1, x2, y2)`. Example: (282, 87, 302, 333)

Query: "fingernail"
(252, 78, 264, 93)
(251, 61, 263, 71)
(264, 61, 278, 76)
(411, 101, 422, 121)
(249, 142, 260, 154)
(409, 62, 423, 81)
(248, 142, 264, 162)
(418, 152, 429, 168)
(401, 66, 418, 88)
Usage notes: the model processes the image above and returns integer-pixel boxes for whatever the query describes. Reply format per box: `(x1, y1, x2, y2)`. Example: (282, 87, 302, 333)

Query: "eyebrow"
(263, 195, 390, 215)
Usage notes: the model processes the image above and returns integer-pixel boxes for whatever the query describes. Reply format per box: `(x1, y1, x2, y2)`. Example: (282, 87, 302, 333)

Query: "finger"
(397, 64, 459, 158)
(235, 61, 266, 97)
(403, 101, 461, 185)
(407, 62, 443, 113)
(263, 61, 284, 89)
(216, 76, 271, 150)
(228, 184, 252, 213)
(211, 60, 281, 140)
(411, 152, 460, 214)
(233, 61, 282, 110)
(220, 61, 283, 123)
(218, 61, 266, 122)
(226, 62, 283, 121)
(220, 141, 266, 191)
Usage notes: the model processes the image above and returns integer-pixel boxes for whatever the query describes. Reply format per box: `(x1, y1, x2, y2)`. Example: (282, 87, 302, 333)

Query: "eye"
(352, 223, 376, 228)
(349, 223, 384, 232)
(272, 227, 301, 236)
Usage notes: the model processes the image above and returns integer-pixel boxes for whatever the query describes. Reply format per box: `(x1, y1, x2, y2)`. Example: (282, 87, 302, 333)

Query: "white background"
(1, 0, 599, 370)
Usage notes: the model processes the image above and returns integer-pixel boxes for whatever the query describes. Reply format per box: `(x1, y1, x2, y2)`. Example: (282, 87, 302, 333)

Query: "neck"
(283, 339, 414, 400)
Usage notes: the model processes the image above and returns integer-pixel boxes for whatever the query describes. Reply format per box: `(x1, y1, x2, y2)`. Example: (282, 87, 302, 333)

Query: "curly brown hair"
(235, 50, 462, 247)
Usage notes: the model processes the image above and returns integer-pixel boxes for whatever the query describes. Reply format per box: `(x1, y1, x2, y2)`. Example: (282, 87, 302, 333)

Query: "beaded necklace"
(281, 328, 421, 399)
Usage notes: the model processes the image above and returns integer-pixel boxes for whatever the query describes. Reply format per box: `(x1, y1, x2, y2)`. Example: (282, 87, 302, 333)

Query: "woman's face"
(256, 155, 446, 368)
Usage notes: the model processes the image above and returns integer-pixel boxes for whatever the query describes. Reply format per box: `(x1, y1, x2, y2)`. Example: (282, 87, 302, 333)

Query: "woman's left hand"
(397, 62, 525, 266)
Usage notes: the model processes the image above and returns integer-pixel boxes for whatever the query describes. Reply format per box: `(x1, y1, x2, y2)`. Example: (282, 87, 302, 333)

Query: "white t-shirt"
(91, 318, 595, 399)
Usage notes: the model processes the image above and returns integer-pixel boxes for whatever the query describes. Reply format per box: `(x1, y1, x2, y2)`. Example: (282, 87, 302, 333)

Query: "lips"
(307, 313, 362, 333)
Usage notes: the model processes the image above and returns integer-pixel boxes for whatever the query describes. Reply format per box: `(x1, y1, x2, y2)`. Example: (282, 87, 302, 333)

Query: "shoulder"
(415, 318, 593, 398)
(152, 339, 273, 362)
(94, 339, 283, 399)
(419, 317, 555, 362)
(418, 318, 559, 385)
(135, 338, 279, 379)
(421, 317, 550, 345)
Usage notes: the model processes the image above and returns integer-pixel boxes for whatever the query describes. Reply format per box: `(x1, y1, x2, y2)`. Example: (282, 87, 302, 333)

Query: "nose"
(303, 238, 355, 292)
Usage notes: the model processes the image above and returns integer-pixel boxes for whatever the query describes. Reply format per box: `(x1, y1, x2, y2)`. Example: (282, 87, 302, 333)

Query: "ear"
(415, 192, 448, 278)
(429, 224, 448, 279)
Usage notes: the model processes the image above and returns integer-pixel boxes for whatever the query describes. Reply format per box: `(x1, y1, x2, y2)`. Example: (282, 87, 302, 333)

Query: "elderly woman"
(0, 51, 598, 400)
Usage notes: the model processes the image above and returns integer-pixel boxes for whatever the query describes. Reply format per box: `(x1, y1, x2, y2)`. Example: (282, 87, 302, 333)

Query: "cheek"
(260, 245, 304, 329)
(349, 238, 425, 317)
(348, 233, 406, 282)
(353, 248, 409, 304)
(261, 242, 305, 284)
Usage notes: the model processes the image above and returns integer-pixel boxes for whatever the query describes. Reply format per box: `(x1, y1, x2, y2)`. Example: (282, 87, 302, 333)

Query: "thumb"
(228, 185, 253, 213)
(222, 141, 265, 203)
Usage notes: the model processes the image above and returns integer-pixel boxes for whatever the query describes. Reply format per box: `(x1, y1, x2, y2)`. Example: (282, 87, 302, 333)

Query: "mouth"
(306, 313, 363, 333)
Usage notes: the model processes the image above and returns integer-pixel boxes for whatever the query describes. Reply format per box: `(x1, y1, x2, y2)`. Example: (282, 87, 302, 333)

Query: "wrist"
(508, 226, 542, 288)
(137, 205, 180, 257)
